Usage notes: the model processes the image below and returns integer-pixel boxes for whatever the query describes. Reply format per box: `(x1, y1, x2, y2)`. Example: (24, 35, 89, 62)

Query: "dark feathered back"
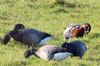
(61, 40, 87, 59)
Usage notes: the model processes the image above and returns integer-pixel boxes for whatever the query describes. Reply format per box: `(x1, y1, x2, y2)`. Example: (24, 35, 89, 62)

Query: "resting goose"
(2, 24, 54, 48)
(61, 40, 87, 59)
(63, 23, 91, 40)
(24, 45, 73, 61)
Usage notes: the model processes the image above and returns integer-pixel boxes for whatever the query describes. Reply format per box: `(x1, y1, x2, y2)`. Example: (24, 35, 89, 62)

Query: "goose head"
(61, 42, 69, 51)
(2, 24, 25, 44)
(2, 33, 11, 44)
(24, 48, 35, 58)
(24, 48, 38, 58)
(81, 23, 91, 34)
(2, 30, 23, 44)
(14, 24, 25, 31)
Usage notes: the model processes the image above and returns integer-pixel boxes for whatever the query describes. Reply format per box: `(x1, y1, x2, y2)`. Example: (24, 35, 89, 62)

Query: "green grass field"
(0, 0, 100, 66)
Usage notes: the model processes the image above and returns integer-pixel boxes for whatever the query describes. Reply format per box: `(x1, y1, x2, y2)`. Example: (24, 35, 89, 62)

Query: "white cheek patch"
(84, 30, 89, 35)
(86, 30, 89, 33)
(53, 52, 72, 61)
(39, 37, 52, 46)
(84, 31, 86, 34)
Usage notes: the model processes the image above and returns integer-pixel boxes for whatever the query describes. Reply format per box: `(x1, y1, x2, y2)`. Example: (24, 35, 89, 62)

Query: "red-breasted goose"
(63, 23, 91, 40)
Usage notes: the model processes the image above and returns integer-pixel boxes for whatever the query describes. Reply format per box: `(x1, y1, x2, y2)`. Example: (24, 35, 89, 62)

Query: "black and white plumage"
(2, 24, 54, 48)
(61, 40, 87, 59)
(24, 45, 72, 61)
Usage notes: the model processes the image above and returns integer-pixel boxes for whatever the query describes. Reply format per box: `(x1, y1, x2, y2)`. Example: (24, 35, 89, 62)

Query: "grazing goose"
(24, 45, 73, 61)
(63, 23, 91, 40)
(2, 24, 54, 48)
(61, 40, 87, 59)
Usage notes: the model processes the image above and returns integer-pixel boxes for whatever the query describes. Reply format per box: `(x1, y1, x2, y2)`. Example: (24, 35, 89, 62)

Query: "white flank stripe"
(54, 52, 72, 61)
(39, 37, 52, 46)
